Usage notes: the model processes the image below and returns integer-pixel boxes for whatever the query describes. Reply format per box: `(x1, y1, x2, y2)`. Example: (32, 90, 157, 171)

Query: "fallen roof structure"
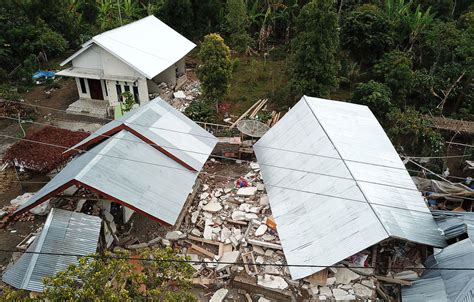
(432, 210, 474, 240)
(253, 96, 447, 280)
(60, 15, 196, 79)
(402, 236, 474, 301)
(14, 98, 217, 225)
(2, 208, 102, 292)
(64, 97, 216, 172)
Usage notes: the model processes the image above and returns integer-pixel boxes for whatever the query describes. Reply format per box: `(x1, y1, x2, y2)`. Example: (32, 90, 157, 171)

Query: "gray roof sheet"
(67, 97, 217, 171)
(2, 209, 101, 292)
(254, 96, 446, 280)
(17, 130, 201, 225)
(402, 237, 474, 302)
(433, 210, 474, 240)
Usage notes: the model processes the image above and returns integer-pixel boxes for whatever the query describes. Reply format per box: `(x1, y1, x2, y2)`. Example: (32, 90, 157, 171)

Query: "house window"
(133, 86, 139, 103)
(79, 78, 87, 94)
(124, 82, 130, 92)
(115, 82, 122, 102)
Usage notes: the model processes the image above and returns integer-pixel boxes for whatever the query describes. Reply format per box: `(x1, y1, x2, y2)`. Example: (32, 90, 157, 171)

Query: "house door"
(88, 79, 104, 100)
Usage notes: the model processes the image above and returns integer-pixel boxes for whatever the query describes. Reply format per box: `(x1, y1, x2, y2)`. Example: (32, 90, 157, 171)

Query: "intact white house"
(57, 16, 196, 117)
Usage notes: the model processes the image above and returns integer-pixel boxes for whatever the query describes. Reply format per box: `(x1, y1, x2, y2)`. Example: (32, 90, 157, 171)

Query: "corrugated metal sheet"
(2, 209, 101, 292)
(254, 96, 446, 280)
(61, 16, 196, 79)
(402, 237, 474, 302)
(67, 98, 217, 171)
(433, 210, 474, 240)
(17, 130, 202, 225)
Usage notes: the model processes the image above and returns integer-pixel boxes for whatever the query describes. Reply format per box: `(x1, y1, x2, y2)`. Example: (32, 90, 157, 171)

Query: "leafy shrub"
(352, 80, 393, 122)
(185, 100, 215, 122)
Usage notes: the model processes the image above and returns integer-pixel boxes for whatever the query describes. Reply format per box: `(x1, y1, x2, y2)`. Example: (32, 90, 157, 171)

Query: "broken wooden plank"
(306, 269, 328, 286)
(188, 235, 221, 246)
(185, 241, 216, 258)
(374, 275, 412, 286)
(192, 277, 214, 286)
(226, 218, 248, 225)
(230, 99, 263, 129)
(247, 239, 283, 250)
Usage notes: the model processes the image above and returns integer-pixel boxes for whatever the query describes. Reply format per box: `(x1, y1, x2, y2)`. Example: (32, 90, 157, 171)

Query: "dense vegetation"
(0, 0, 473, 160)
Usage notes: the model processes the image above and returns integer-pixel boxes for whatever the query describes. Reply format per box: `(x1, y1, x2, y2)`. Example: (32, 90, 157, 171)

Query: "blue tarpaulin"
(32, 70, 55, 80)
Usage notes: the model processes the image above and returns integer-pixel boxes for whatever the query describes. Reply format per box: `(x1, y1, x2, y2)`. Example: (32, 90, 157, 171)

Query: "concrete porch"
(66, 98, 110, 118)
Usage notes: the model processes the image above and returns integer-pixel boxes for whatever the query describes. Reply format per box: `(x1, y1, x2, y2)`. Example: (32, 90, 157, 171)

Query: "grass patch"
(224, 53, 294, 117)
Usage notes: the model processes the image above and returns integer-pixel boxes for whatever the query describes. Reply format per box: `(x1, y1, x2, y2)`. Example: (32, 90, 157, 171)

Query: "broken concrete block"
(258, 298, 271, 302)
(210, 288, 228, 302)
(319, 296, 327, 301)
(353, 283, 373, 298)
(245, 213, 259, 221)
(237, 187, 258, 196)
(264, 265, 280, 275)
(257, 275, 288, 290)
(200, 192, 209, 200)
(255, 224, 268, 237)
(253, 245, 265, 255)
(191, 210, 199, 224)
(231, 210, 246, 221)
(216, 251, 240, 271)
(250, 162, 260, 171)
(255, 255, 264, 264)
(202, 184, 209, 191)
(264, 249, 274, 257)
(203, 225, 213, 240)
(250, 206, 261, 214)
(259, 195, 269, 206)
(220, 227, 232, 242)
(203, 201, 222, 213)
(165, 231, 185, 241)
(173, 90, 186, 99)
(319, 287, 332, 296)
(256, 183, 265, 191)
(161, 238, 171, 246)
(335, 268, 360, 284)
(261, 234, 275, 242)
(362, 278, 375, 289)
(239, 203, 252, 212)
(326, 277, 336, 286)
(191, 228, 202, 236)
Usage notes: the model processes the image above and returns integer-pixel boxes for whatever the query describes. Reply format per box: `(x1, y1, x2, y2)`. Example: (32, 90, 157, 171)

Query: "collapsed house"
(13, 98, 217, 226)
(253, 96, 447, 280)
(57, 15, 196, 117)
(2, 209, 102, 292)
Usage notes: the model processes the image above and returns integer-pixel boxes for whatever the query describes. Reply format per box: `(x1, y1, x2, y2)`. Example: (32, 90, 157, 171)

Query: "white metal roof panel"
(254, 96, 446, 280)
(66, 98, 217, 172)
(61, 16, 196, 79)
(18, 130, 199, 225)
(2, 209, 101, 292)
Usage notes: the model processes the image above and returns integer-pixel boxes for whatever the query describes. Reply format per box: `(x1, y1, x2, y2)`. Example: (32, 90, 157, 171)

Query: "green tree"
(386, 107, 444, 156)
(352, 80, 393, 122)
(225, 0, 252, 53)
(29, 248, 196, 301)
(158, 0, 194, 37)
(341, 4, 394, 63)
(291, 0, 339, 98)
(197, 33, 232, 109)
(374, 50, 414, 103)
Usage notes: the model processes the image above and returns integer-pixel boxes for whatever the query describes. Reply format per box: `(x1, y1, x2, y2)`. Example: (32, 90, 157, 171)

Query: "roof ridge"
(302, 96, 392, 238)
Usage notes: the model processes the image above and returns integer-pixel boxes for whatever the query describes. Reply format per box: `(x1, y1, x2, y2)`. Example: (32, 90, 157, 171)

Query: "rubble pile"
(150, 80, 201, 112)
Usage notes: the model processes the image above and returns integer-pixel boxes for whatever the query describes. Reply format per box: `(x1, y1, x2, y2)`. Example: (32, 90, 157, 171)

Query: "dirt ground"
(0, 173, 50, 272)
